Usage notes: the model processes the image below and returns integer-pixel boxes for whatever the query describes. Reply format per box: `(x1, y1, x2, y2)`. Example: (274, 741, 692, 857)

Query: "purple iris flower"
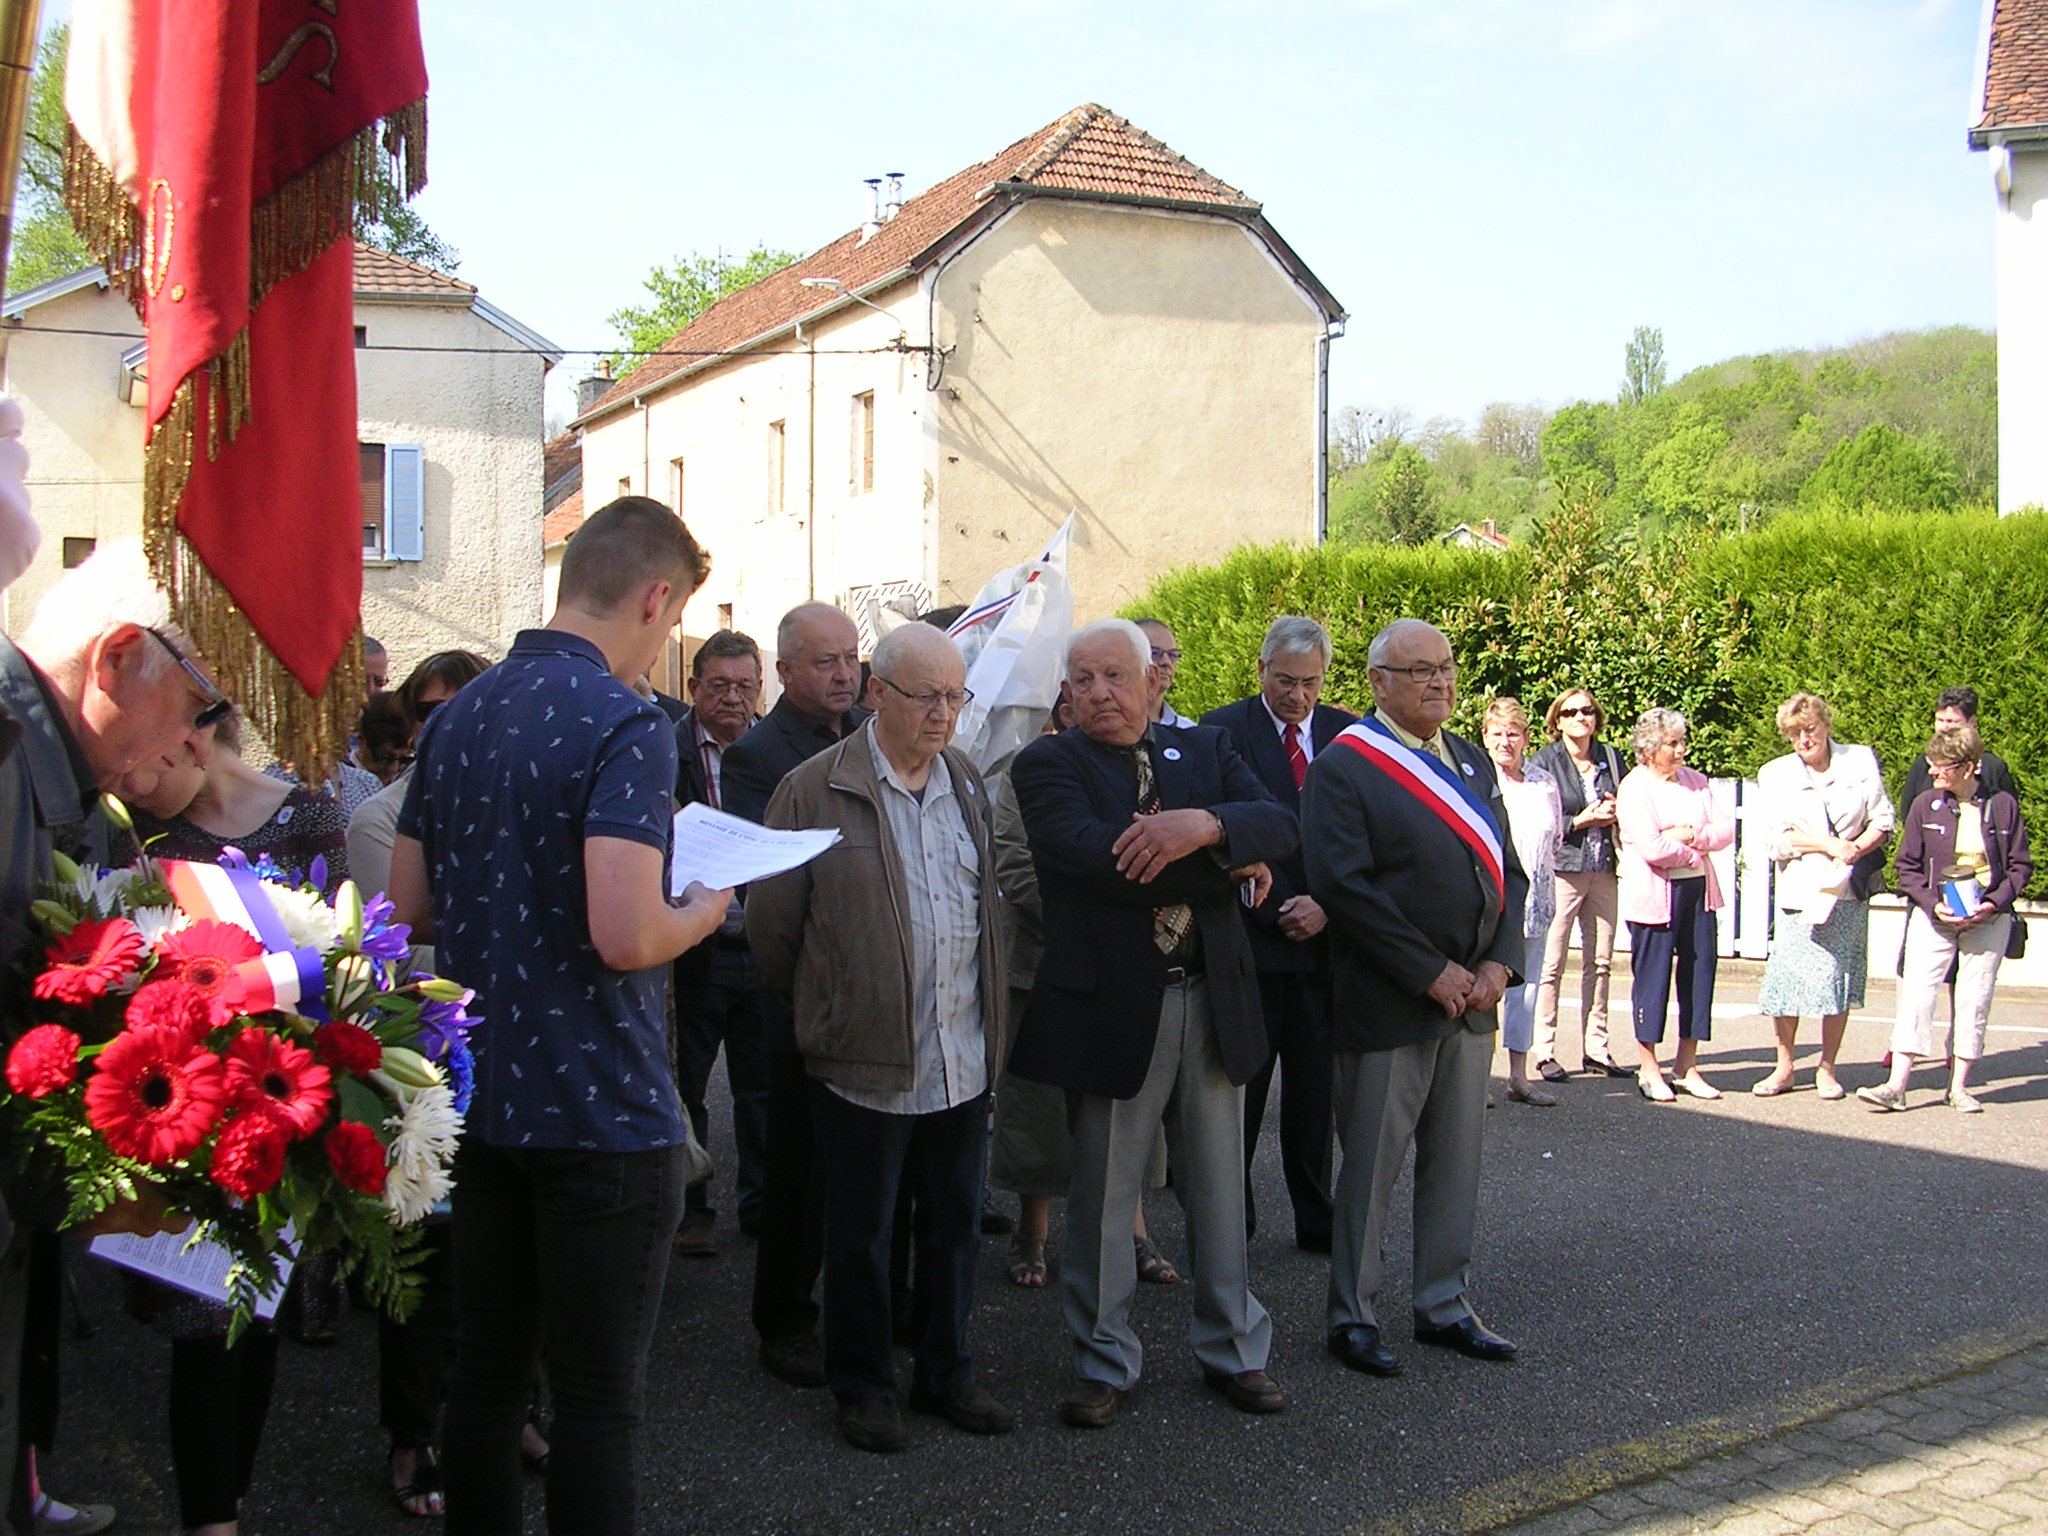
(360, 895, 413, 964)
(416, 989, 478, 1060)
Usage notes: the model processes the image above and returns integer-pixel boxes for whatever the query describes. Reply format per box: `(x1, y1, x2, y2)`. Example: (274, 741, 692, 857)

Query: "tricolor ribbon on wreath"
(158, 859, 329, 1020)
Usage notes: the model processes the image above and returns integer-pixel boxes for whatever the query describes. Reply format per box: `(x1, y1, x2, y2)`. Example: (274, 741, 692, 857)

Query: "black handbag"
(2007, 914, 2029, 961)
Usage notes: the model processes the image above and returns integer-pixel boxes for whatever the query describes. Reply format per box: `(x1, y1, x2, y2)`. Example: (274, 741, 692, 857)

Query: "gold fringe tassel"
(61, 129, 147, 309)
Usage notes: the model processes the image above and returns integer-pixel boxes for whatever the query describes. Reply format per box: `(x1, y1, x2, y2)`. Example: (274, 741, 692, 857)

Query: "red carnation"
(154, 921, 262, 1024)
(6, 1024, 81, 1098)
(311, 1021, 383, 1076)
(210, 1114, 289, 1201)
(326, 1120, 388, 1194)
(83, 1024, 226, 1165)
(126, 979, 216, 1044)
(223, 1030, 332, 1141)
(33, 918, 145, 1006)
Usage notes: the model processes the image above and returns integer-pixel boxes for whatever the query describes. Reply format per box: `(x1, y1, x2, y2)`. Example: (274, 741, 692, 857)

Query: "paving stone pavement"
(1494, 1344, 2048, 1536)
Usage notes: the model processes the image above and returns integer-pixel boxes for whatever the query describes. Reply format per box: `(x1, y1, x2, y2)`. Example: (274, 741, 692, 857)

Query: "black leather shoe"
(836, 1395, 910, 1453)
(1060, 1379, 1127, 1429)
(1328, 1325, 1403, 1377)
(1585, 1056, 1634, 1078)
(1536, 1059, 1570, 1083)
(758, 1331, 828, 1388)
(1202, 1368, 1287, 1413)
(1295, 1227, 1333, 1255)
(908, 1381, 1017, 1435)
(1414, 1312, 1518, 1362)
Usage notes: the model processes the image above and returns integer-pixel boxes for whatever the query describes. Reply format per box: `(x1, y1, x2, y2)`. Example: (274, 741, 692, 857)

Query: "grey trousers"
(1064, 977, 1272, 1388)
(1329, 1026, 1491, 1333)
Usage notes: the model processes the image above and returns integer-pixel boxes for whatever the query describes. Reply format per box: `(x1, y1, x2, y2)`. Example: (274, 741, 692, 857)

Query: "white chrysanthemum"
(264, 882, 342, 954)
(381, 1083, 462, 1225)
(130, 905, 188, 949)
(90, 867, 146, 915)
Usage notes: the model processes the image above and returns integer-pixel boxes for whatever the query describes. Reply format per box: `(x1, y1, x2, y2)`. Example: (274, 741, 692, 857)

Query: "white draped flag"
(945, 516, 1075, 776)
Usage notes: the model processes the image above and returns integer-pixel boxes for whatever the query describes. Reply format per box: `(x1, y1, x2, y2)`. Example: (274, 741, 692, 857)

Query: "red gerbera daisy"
(153, 921, 262, 1025)
(6, 1024, 82, 1098)
(326, 1120, 388, 1194)
(210, 1114, 289, 1201)
(33, 918, 145, 1006)
(126, 978, 216, 1044)
(83, 1024, 226, 1165)
(311, 1021, 383, 1077)
(222, 1030, 333, 1140)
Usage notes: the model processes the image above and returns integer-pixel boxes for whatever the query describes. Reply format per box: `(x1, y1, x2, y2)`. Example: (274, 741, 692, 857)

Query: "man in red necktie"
(1200, 617, 1357, 1255)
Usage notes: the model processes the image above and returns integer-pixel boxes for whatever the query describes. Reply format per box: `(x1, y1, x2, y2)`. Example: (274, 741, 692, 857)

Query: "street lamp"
(798, 276, 907, 346)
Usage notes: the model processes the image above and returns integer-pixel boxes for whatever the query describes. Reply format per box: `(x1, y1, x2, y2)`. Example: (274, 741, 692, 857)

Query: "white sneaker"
(1949, 1087, 1983, 1114)
(1856, 1083, 1908, 1112)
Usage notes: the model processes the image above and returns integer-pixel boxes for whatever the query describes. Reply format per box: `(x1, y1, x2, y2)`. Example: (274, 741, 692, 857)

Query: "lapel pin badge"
(1162, 747, 1182, 761)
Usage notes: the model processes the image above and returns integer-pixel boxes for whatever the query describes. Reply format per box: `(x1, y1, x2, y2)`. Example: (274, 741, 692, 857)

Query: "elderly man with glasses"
(746, 622, 1012, 1454)
(1303, 618, 1528, 1381)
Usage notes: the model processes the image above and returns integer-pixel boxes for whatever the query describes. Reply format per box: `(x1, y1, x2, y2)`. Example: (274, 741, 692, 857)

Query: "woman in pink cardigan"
(1617, 708, 1737, 1102)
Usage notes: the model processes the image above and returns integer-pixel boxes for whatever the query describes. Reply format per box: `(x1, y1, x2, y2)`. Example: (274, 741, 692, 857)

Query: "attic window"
(354, 326, 367, 348)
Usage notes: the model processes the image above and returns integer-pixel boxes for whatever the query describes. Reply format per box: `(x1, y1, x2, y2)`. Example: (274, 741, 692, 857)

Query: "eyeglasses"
(693, 677, 758, 697)
(1374, 661, 1457, 684)
(145, 628, 233, 729)
(1558, 705, 1598, 719)
(1149, 647, 1182, 665)
(877, 676, 973, 714)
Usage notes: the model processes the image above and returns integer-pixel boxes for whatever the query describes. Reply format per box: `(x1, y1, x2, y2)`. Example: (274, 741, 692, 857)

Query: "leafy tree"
(1474, 401, 1548, 475)
(1376, 443, 1443, 545)
(356, 175, 459, 273)
(1622, 325, 1667, 404)
(606, 247, 798, 376)
(1539, 401, 1616, 492)
(1798, 423, 1960, 514)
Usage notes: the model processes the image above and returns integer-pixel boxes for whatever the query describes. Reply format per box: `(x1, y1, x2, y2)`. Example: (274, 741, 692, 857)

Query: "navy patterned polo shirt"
(398, 629, 685, 1152)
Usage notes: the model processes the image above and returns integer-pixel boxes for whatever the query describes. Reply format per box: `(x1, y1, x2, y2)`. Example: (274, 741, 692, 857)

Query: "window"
(669, 456, 686, 515)
(360, 442, 426, 561)
(353, 326, 367, 349)
(850, 391, 874, 495)
(61, 536, 96, 569)
(767, 419, 786, 516)
(717, 602, 734, 631)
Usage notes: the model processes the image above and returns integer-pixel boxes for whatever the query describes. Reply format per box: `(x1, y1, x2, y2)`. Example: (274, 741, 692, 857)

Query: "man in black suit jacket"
(722, 603, 867, 1389)
(670, 631, 767, 1259)
(1200, 616, 1356, 1254)
(1012, 619, 1299, 1428)
(1899, 684, 2020, 816)
(1303, 619, 1528, 1380)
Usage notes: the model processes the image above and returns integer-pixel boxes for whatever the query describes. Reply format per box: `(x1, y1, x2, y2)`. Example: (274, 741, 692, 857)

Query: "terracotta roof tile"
(1979, 0, 2048, 136)
(352, 242, 475, 298)
(542, 487, 584, 548)
(543, 430, 582, 512)
(583, 105, 1261, 419)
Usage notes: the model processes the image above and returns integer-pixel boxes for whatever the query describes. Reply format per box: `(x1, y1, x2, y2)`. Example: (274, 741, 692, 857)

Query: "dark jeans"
(814, 1085, 988, 1404)
(378, 1223, 455, 1448)
(442, 1140, 685, 1536)
(169, 1331, 279, 1529)
(1630, 877, 1719, 1045)
(674, 946, 770, 1227)
(1242, 970, 1335, 1245)
(750, 1048, 824, 1342)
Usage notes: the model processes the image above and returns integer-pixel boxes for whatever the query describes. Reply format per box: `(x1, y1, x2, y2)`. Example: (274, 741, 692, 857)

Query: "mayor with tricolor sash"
(1302, 619, 1529, 1380)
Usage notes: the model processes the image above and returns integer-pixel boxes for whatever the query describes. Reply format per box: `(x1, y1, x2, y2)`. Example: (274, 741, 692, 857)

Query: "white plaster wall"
(1998, 146, 2048, 514)
(355, 299, 548, 673)
(0, 285, 550, 684)
(577, 285, 928, 658)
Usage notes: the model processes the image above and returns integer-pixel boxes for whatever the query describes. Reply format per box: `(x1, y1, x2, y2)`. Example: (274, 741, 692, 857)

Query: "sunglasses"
(145, 628, 233, 730)
(1558, 705, 1598, 719)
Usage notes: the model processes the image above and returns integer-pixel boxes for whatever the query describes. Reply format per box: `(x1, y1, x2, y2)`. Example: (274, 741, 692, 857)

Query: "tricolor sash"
(1331, 718, 1506, 912)
(160, 860, 329, 1020)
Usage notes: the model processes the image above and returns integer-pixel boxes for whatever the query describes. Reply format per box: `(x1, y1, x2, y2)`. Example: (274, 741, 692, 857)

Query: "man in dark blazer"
(670, 630, 766, 1258)
(1200, 616, 1356, 1254)
(1303, 618, 1528, 1380)
(722, 602, 867, 1389)
(1012, 618, 1299, 1428)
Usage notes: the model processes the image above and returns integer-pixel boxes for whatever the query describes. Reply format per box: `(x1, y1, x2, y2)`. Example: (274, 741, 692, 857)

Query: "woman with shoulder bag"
(1752, 693, 1894, 1099)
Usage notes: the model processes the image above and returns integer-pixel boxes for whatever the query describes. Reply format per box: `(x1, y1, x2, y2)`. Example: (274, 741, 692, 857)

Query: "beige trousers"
(1532, 870, 1618, 1067)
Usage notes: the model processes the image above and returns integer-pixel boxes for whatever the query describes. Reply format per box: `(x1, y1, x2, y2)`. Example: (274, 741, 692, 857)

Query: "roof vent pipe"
(861, 178, 883, 242)
(881, 172, 904, 221)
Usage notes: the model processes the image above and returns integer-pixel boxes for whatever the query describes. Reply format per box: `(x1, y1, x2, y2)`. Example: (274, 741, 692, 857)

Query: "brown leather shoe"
(1060, 1379, 1127, 1428)
(1203, 1368, 1287, 1413)
(672, 1215, 717, 1257)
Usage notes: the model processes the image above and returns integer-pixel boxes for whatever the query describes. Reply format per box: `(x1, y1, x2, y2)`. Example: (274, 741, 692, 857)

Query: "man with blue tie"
(1200, 617, 1356, 1254)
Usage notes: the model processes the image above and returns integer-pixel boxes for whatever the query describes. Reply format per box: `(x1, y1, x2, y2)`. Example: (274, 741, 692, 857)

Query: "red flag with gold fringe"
(62, 0, 428, 777)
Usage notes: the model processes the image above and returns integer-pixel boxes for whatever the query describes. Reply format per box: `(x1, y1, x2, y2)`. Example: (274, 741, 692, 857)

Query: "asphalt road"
(43, 964, 2048, 1535)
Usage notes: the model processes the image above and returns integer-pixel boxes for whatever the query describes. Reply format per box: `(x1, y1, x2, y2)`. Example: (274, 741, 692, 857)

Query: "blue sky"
(63, 0, 2001, 429)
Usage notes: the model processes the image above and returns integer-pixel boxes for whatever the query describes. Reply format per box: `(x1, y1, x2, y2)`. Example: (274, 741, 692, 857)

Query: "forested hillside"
(1328, 327, 1996, 544)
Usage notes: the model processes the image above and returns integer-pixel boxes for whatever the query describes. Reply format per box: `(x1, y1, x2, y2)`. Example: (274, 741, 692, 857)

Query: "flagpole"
(0, 0, 43, 370)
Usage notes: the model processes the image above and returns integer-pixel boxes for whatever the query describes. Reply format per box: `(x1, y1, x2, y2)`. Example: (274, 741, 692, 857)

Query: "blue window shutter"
(385, 444, 426, 561)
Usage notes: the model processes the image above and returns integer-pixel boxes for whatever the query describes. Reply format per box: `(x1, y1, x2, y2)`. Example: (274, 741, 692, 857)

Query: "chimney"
(881, 172, 905, 221)
(860, 178, 883, 243)
(576, 360, 614, 416)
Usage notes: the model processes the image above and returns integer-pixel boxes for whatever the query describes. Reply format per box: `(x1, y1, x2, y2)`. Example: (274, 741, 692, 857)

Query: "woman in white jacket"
(1752, 693, 1894, 1099)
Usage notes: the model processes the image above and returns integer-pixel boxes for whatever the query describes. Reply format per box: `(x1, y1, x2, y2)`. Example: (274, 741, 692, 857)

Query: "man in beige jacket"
(746, 623, 1011, 1454)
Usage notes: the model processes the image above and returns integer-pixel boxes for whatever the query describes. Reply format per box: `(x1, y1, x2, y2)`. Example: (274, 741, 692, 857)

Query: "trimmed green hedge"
(1127, 506, 2048, 892)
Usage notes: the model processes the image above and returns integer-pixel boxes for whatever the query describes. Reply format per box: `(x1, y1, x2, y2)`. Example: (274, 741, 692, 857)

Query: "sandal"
(1007, 1237, 1048, 1288)
(1134, 1236, 1180, 1285)
(390, 1445, 444, 1518)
